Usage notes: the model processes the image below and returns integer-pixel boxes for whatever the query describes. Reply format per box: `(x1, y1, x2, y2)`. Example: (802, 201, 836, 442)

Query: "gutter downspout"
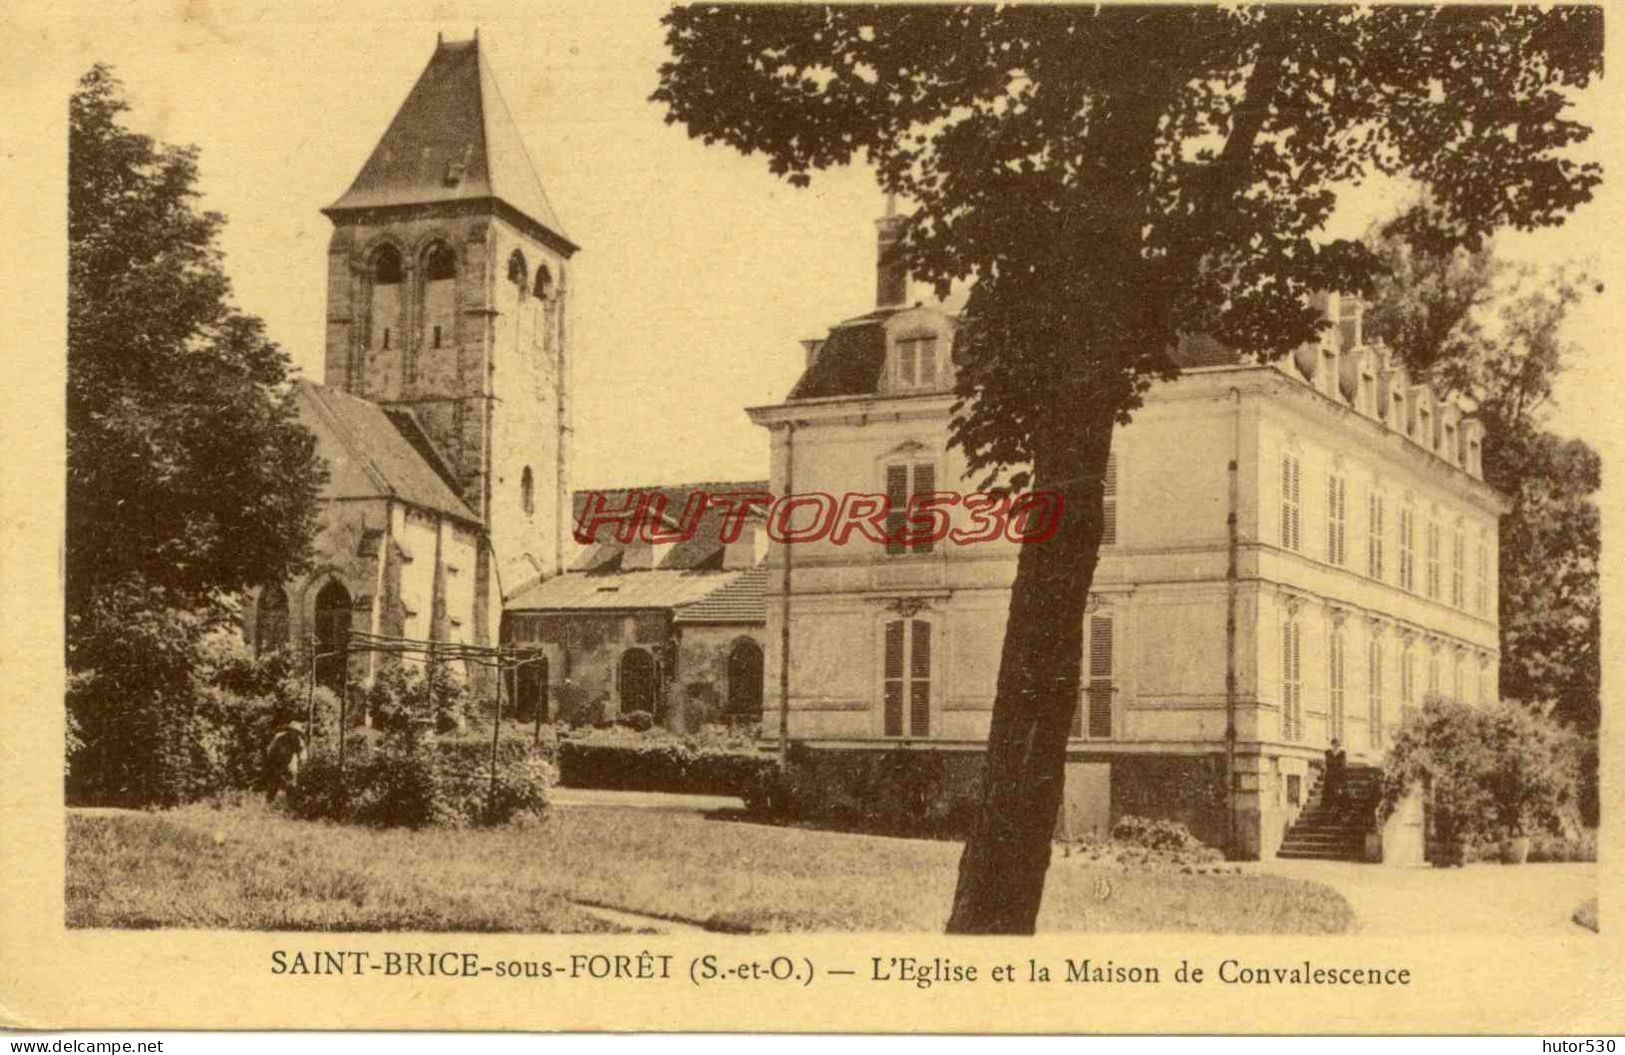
(777, 422, 796, 766)
(1225, 387, 1242, 857)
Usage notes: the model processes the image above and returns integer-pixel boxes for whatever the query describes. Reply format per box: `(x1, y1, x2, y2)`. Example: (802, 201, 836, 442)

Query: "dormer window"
(895, 333, 939, 392)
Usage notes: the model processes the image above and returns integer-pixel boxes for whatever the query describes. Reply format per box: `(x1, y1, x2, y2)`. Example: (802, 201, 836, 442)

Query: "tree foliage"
(1363, 215, 1600, 730)
(653, 4, 1602, 932)
(68, 65, 326, 620)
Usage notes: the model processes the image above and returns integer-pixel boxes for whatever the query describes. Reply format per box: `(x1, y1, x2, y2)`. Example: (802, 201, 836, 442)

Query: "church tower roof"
(325, 35, 574, 252)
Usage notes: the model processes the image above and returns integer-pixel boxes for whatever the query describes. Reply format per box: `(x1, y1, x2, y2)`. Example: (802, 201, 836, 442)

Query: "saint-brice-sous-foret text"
(269, 950, 1412, 988)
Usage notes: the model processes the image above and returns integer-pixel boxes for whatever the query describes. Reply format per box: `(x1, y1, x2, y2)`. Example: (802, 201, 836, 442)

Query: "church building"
(242, 35, 574, 695)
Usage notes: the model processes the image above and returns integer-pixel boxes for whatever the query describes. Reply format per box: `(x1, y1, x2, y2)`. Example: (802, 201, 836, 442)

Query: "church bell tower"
(321, 34, 576, 593)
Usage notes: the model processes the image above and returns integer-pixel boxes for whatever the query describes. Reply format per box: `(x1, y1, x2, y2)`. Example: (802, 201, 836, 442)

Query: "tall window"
(1475, 526, 1490, 615)
(314, 580, 352, 694)
(1398, 504, 1415, 591)
(883, 617, 931, 737)
(1101, 453, 1118, 546)
(1427, 648, 1440, 700)
(1280, 452, 1302, 552)
(1072, 614, 1115, 738)
(894, 334, 938, 391)
(1367, 491, 1385, 580)
(1452, 651, 1464, 703)
(619, 648, 656, 715)
(255, 585, 289, 656)
(1326, 473, 1347, 566)
(1477, 660, 1491, 706)
(521, 466, 535, 516)
(1338, 295, 1362, 352)
(1328, 624, 1346, 744)
(1426, 519, 1442, 599)
(727, 639, 764, 719)
(1281, 614, 1303, 742)
(1368, 636, 1384, 748)
(1450, 522, 1465, 608)
(885, 462, 937, 555)
(507, 249, 528, 289)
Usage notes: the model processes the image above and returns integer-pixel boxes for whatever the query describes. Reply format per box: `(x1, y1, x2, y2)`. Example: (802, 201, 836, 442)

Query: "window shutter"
(883, 620, 904, 736)
(1101, 453, 1118, 546)
(1087, 615, 1113, 738)
(885, 465, 909, 555)
(911, 463, 936, 554)
(909, 619, 931, 736)
(1281, 454, 1301, 551)
(918, 338, 937, 386)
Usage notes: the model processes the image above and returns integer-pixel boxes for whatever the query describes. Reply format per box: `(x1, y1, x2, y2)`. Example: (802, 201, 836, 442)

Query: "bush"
(1382, 696, 1584, 856)
(362, 663, 471, 733)
(557, 726, 776, 797)
(1110, 815, 1207, 853)
(283, 729, 553, 828)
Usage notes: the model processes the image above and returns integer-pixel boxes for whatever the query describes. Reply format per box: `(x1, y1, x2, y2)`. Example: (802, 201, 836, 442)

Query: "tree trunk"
(947, 424, 1113, 934)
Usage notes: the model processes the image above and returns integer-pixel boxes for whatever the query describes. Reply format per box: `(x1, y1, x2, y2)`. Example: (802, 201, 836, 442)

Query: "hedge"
(557, 731, 777, 799)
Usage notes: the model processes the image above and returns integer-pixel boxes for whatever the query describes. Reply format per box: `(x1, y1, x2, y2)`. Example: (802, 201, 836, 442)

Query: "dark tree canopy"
(68, 65, 326, 623)
(657, 4, 1601, 483)
(654, 4, 1603, 933)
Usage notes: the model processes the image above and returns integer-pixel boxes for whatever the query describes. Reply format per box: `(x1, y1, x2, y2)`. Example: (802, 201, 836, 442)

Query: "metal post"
(489, 655, 504, 815)
(533, 658, 545, 747)
(306, 635, 317, 749)
(337, 628, 351, 789)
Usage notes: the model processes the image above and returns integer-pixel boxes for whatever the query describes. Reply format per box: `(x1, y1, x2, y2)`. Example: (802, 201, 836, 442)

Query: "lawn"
(67, 802, 1355, 934)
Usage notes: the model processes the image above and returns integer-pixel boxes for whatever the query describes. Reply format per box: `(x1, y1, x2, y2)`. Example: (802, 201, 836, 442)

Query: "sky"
(40, 1, 1622, 488)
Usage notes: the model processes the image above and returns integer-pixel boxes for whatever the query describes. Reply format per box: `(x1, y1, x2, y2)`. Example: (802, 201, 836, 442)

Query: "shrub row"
(556, 728, 777, 799)
(286, 726, 553, 828)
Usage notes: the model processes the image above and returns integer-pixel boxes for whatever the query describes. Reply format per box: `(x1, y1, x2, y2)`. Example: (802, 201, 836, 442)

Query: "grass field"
(67, 802, 1356, 934)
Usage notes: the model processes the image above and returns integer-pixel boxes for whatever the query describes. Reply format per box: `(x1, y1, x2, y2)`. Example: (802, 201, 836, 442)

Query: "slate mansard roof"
(294, 382, 477, 524)
(325, 36, 574, 252)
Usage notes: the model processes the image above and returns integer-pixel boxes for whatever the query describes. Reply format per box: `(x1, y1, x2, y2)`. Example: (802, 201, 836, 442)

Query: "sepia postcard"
(1, 0, 1620, 1035)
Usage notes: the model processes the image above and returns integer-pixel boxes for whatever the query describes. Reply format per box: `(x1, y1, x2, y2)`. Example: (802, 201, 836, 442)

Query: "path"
(549, 787, 746, 813)
(1258, 858, 1597, 935)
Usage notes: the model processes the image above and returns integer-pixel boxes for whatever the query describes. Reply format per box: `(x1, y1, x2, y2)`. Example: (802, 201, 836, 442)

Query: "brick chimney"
(875, 194, 908, 309)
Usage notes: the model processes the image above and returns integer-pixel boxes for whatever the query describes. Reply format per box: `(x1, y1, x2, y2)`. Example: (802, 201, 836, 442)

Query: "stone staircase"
(1277, 765, 1382, 861)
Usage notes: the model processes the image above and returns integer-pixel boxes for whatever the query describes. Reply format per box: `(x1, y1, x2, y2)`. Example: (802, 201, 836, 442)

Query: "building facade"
(244, 36, 575, 695)
(502, 482, 770, 732)
(747, 217, 1506, 859)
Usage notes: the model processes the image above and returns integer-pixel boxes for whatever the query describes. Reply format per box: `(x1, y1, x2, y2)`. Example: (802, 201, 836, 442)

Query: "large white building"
(748, 213, 1506, 859)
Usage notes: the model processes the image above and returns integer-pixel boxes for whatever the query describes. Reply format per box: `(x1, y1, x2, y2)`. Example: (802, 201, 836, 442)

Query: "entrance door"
(1057, 762, 1112, 842)
(514, 657, 548, 722)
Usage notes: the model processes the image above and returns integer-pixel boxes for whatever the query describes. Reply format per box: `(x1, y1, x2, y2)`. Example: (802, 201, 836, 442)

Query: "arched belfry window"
(534, 265, 553, 301)
(373, 244, 403, 284)
(255, 585, 289, 656)
(521, 466, 535, 515)
(508, 249, 528, 289)
(424, 242, 457, 281)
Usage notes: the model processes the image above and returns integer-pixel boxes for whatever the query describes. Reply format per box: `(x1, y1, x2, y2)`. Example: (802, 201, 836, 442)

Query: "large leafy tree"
(653, 4, 1602, 932)
(68, 65, 325, 624)
(1364, 224, 1600, 731)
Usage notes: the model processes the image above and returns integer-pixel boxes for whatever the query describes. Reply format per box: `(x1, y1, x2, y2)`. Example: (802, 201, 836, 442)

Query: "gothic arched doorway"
(727, 639, 764, 720)
(313, 580, 352, 694)
(619, 648, 656, 716)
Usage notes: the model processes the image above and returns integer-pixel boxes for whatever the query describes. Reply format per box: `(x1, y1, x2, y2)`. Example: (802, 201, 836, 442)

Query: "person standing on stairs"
(1324, 739, 1347, 811)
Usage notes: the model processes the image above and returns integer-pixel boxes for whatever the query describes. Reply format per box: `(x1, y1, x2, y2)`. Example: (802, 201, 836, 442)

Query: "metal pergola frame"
(304, 629, 549, 810)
